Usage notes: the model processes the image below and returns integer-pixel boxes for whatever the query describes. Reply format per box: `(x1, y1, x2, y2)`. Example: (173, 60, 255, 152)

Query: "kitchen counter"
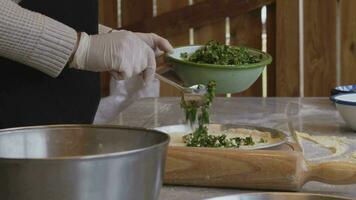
(108, 97, 356, 199)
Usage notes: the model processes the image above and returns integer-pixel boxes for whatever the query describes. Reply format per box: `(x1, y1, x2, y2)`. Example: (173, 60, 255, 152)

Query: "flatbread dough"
(169, 125, 280, 149)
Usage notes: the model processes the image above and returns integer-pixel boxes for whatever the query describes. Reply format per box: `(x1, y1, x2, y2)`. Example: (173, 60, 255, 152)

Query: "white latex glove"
(108, 28, 173, 56)
(134, 32, 173, 56)
(69, 30, 172, 82)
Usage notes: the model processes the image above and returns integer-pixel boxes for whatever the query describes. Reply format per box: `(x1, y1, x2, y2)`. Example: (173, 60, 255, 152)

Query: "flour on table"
(295, 131, 349, 161)
(352, 152, 356, 159)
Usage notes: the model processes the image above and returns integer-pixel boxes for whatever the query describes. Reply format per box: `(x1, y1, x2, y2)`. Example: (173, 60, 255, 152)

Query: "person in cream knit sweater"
(0, 0, 173, 128)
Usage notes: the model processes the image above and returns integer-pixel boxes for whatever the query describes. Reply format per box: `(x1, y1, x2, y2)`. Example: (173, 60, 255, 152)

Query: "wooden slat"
(194, 20, 226, 45)
(157, 0, 188, 14)
(267, 3, 276, 97)
(122, 0, 153, 26)
(157, 0, 189, 97)
(275, 0, 299, 97)
(304, 0, 337, 97)
(157, 0, 190, 46)
(340, 0, 356, 85)
(122, 0, 274, 37)
(122, 0, 181, 97)
(230, 9, 262, 97)
(99, 0, 118, 27)
(99, 0, 118, 97)
(193, 0, 226, 45)
(193, 0, 226, 97)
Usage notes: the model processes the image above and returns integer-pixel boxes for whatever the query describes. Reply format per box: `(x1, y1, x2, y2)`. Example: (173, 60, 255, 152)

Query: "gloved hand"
(134, 32, 173, 56)
(69, 30, 173, 83)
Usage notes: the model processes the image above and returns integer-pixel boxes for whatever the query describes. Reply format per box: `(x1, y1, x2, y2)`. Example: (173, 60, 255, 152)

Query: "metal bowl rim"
(0, 124, 170, 161)
(206, 192, 353, 200)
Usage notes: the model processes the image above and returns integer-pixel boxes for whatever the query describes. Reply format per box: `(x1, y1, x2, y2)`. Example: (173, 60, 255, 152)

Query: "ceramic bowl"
(331, 84, 356, 96)
(331, 93, 356, 131)
(166, 45, 272, 94)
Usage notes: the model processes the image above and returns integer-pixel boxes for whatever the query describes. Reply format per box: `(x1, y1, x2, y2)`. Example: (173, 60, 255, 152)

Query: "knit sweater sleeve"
(0, 0, 77, 77)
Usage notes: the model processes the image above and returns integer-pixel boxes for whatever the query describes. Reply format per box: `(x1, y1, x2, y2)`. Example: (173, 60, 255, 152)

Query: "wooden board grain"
(275, 0, 299, 97)
(165, 147, 304, 191)
(157, 0, 189, 97)
(165, 145, 356, 190)
(303, 0, 337, 97)
(340, 0, 356, 85)
(230, 9, 263, 97)
(99, 0, 118, 97)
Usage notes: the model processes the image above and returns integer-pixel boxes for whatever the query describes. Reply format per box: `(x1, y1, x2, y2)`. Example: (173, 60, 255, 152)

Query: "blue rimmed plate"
(331, 85, 356, 96)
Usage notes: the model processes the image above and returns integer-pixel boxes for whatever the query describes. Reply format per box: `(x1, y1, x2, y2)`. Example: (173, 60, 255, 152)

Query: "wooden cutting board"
(164, 142, 356, 191)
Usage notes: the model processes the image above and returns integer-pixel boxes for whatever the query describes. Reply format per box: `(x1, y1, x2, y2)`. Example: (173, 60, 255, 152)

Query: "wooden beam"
(267, 3, 276, 97)
(157, 0, 189, 97)
(340, 0, 356, 85)
(99, 0, 118, 27)
(193, 0, 226, 45)
(99, 0, 118, 97)
(230, 9, 263, 97)
(194, 20, 226, 45)
(122, 0, 153, 26)
(122, 0, 274, 37)
(275, 0, 300, 97)
(304, 0, 336, 97)
(156, 0, 190, 46)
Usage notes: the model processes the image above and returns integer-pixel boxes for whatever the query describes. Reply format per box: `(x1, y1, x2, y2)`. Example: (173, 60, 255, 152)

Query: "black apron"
(0, 0, 100, 129)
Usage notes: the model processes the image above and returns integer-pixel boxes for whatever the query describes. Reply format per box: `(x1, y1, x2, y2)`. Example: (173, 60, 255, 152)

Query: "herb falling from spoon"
(180, 81, 260, 148)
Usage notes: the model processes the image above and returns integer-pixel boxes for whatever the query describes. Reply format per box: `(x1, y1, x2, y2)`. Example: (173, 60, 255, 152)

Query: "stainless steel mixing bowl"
(0, 125, 170, 200)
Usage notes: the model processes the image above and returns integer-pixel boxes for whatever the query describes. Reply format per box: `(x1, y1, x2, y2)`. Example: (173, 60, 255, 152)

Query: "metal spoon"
(155, 73, 207, 101)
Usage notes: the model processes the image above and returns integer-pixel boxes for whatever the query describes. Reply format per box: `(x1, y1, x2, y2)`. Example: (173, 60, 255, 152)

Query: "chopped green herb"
(181, 41, 262, 65)
(180, 52, 189, 59)
(243, 136, 255, 146)
(259, 138, 267, 143)
(181, 81, 257, 148)
(181, 81, 216, 126)
(183, 133, 256, 148)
